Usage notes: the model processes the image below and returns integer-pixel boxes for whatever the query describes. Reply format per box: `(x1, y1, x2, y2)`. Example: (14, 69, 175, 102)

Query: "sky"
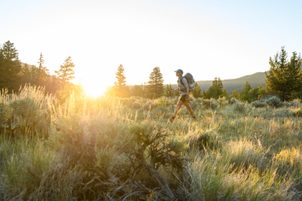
(1, 0, 302, 95)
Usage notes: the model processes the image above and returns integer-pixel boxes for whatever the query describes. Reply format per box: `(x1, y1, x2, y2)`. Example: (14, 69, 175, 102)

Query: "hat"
(175, 69, 183, 74)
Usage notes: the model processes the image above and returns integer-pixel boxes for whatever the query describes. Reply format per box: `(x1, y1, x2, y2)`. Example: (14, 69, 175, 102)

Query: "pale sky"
(1, 0, 302, 95)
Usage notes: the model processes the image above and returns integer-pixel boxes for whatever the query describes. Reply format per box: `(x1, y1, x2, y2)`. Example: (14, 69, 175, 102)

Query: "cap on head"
(175, 69, 183, 74)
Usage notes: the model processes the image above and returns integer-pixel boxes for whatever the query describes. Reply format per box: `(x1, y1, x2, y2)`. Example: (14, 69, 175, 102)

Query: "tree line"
(0, 40, 80, 100)
(1, 40, 301, 101)
(109, 47, 302, 101)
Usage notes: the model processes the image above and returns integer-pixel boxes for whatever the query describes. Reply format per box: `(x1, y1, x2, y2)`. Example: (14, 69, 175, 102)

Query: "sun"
(81, 81, 109, 98)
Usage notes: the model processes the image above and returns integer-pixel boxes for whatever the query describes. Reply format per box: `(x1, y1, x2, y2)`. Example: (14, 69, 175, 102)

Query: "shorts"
(178, 94, 190, 104)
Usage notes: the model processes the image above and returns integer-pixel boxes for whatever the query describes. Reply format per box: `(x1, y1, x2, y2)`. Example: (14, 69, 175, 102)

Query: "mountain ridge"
(196, 72, 266, 92)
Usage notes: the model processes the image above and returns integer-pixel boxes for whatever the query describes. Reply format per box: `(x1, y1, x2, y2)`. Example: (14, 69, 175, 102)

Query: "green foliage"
(202, 98, 219, 110)
(0, 41, 22, 92)
(266, 47, 302, 101)
(2, 86, 302, 200)
(252, 96, 283, 108)
(204, 77, 227, 99)
(148, 67, 164, 98)
(265, 96, 283, 108)
(0, 85, 53, 137)
(192, 83, 202, 98)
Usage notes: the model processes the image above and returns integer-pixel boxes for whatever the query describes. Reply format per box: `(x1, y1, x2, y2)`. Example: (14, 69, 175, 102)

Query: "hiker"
(170, 69, 196, 122)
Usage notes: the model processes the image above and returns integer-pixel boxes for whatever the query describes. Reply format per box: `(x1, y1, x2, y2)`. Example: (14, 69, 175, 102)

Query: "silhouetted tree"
(266, 47, 302, 100)
(148, 67, 164, 98)
(0, 41, 21, 91)
(55, 56, 75, 82)
(36, 53, 49, 86)
(115, 64, 126, 87)
(113, 64, 128, 97)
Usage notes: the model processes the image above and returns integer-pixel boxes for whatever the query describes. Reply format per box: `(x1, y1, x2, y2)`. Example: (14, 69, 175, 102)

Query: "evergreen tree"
(115, 64, 126, 88)
(205, 77, 226, 99)
(38, 52, 45, 70)
(266, 47, 302, 100)
(36, 53, 49, 86)
(55, 56, 75, 82)
(192, 83, 202, 98)
(240, 82, 260, 102)
(0, 41, 21, 91)
(148, 67, 164, 98)
(114, 64, 128, 97)
(241, 81, 252, 101)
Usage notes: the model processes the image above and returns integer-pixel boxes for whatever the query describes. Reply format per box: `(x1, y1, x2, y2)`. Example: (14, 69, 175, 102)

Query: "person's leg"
(170, 98, 184, 122)
(184, 101, 196, 119)
(173, 101, 183, 117)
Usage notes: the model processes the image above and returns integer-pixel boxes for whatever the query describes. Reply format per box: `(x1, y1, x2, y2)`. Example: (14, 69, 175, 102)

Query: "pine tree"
(205, 77, 225, 99)
(266, 47, 302, 100)
(115, 64, 126, 88)
(148, 67, 164, 98)
(55, 56, 75, 82)
(241, 81, 252, 101)
(192, 83, 202, 98)
(114, 64, 128, 97)
(0, 40, 21, 91)
(36, 53, 49, 86)
(38, 52, 45, 69)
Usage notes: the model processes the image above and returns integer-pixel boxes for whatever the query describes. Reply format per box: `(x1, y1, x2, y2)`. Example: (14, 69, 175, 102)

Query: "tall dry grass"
(1, 88, 302, 200)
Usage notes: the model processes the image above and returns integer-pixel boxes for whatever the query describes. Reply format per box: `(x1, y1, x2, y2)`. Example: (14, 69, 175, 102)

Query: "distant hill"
(197, 72, 266, 92)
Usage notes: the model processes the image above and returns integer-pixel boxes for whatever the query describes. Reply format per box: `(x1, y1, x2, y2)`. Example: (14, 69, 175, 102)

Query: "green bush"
(251, 100, 268, 108)
(202, 98, 219, 110)
(265, 96, 283, 108)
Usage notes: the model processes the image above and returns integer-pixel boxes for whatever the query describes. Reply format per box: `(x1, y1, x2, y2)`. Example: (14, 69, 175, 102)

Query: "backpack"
(181, 73, 196, 92)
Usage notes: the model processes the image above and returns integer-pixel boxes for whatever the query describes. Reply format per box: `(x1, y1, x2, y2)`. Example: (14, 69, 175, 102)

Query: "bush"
(9, 98, 51, 137)
(284, 99, 301, 108)
(265, 96, 283, 108)
(232, 101, 248, 113)
(251, 100, 268, 108)
(202, 98, 219, 110)
(187, 130, 221, 151)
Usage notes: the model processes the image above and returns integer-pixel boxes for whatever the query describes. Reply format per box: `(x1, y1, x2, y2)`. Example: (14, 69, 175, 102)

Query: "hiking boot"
(169, 116, 176, 123)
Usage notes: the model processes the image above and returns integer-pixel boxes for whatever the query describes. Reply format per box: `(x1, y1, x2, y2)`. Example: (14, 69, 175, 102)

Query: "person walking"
(170, 69, 196, 122)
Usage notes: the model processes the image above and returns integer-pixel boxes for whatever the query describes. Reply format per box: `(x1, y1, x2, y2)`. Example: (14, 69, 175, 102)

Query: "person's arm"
(182, 78, 189, 94)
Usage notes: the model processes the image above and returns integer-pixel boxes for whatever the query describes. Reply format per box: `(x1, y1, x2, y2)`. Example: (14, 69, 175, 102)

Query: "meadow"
(1, 86, 302, 201)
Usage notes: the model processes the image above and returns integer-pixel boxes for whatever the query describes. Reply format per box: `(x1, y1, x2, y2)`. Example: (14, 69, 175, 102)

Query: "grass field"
(1, 86, 302, 201)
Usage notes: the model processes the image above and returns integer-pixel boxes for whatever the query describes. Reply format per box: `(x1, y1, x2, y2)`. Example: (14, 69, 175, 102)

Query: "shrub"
(232, 101, 248, 113)
(9, 98, 51, 137)
(265, 96, 283, 108)
(187, 130, 221, 151)
(284, 99, 301, 108)
(202, 98, 219, 110)
(251, 100, 268, 108)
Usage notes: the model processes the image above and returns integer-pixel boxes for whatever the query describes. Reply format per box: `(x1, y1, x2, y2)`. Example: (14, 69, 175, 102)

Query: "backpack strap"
(180, 77, 187, 86)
